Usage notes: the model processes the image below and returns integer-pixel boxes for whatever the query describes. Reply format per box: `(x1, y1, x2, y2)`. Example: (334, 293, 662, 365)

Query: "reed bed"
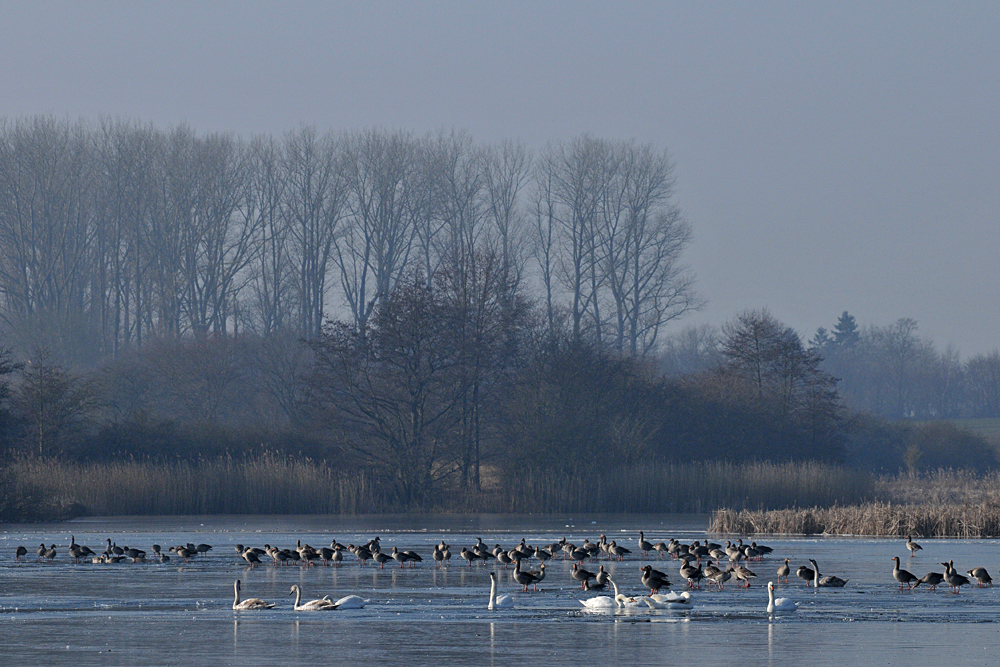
(0, 454, 385, 519)
(480, 461, 875, 514)
(709, 502, 1000, 538)
(0, 457, 878, 520)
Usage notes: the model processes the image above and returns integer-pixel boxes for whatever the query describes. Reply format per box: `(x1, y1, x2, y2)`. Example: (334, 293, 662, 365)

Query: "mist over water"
(2, 515, 999, 665)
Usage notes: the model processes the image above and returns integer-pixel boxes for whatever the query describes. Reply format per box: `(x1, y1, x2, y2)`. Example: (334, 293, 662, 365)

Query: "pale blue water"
(2, 514, 999, 665)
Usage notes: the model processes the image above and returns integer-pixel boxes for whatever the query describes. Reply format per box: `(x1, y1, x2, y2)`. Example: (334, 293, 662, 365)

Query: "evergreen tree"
(833, 311, 860, 348)
(810, 327, 832, 351)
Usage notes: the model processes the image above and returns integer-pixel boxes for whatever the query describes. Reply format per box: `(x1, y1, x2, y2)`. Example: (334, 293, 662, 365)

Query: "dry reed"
(709, 502, 1000, 538)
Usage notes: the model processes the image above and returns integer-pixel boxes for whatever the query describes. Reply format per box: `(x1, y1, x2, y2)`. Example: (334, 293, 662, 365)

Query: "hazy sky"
(2, 2, 998, 354)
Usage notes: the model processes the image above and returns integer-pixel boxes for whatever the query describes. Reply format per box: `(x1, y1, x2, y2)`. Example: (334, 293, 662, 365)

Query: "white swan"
(766, 581, 798, 614)
(488, 572, 514, 610)
(644, 590, 694, 610)
(233, 580, 275, 610)
(331, 595, 368, 609)
(289, 584, 337, 611)
(610, 579, 643, 608)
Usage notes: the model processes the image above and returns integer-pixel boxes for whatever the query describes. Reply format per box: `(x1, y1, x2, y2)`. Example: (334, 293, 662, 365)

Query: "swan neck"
(489, 577, 497, 610)
(234, 581, 241, 606)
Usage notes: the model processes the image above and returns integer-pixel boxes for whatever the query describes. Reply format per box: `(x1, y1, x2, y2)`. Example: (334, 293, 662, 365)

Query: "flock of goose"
(13, 530, 996, 616)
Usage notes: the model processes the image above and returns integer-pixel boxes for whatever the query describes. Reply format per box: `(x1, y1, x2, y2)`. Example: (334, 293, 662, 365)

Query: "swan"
(289, 584, 338, 610)
(488, 572, 514, 610)
(579, 593, 616, 610)
(330, 595, 368, 609)
(644, 590, 694, 610)
(809, 559, 849, 587)
(233, 580, 275, 610)
(766, 581, 798, 614)
(609, 579, 643, 608)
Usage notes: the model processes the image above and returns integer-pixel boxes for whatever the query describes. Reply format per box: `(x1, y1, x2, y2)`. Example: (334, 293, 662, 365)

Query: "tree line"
(0, 116, 697, 365)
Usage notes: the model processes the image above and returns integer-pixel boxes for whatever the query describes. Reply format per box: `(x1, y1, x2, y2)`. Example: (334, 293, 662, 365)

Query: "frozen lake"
(2, 514, 999, 665)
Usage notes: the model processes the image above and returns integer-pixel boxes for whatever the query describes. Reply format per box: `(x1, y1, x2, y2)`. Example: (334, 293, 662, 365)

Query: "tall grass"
(1, 454, 384, 518)
(0, 457, 878, 519)
(488, 462, 875, 514)
(710, 503, 1000, 538)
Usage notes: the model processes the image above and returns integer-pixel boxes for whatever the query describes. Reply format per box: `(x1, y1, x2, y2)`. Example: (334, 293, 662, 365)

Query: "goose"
(906, 536, 922, 556)
(241, 547, 262, 568)
(488, 571, 514, 610)
(460, 547, 478, 567)
(912, 571, 944, 591)
(967, 567, 992, 587)
(608, 541, 631, 561)
(652, 542, 669, 559)
(766, 581, 798, 614)
(734, 564, 757, 588)
(796, 564, 815, 586)
(126, 547, 146, 563)
(570, 563, 596, 590)
(776, 558, 791, 583)
(707, 565, 734, 590)
(644, 590, 693, 610)
(809, 559, 848, 587)
(233, 580, 275, 610)
(641, 565, 671, 594)
(44, 545, 57, 561)
(36, 543, 46, 561)
(496, 551, 514, 569)
(196, 543, 213, 554)
(942, 561, 970, 594)
(526, 563, 546, 587)
(289, 585, 337, 610)
(891, 556, 918, 590)
(15, 545, 27, 561)
(583, 578, 607, 592)
(513, 560, 541, 592)
(680, 561, 704, 588)
(533, 546, 552, 563)
(569, 546, 590, 563)
(638, 531, 653, 556)
(372, 550, 392, 569)
(595, 565, 610, 587)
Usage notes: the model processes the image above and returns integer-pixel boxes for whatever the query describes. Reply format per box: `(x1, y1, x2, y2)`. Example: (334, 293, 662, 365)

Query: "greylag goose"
(526, 563, 546, 588)
(809, 559, 848, 587)
(571, 563, 596, 590)
(905, 536, 922, 556)
(707, 565, 733, 590)
(734, 564, 757, 588)
(608, 541, 631, 561)
(776, 558, 790, 583)
(942, 561, 970, 594)
(583, 578, 607, 592)
(912, 571, 944, 591)
(638, 531, 653, 556)
(372, 550, 392, 569)
(641, 565, 671, 594)
(488, 571, 514, 609)
(15, 545, 27, 561)
(233, 580, 275, 610)
(679, 561, 704, 588)
(796, 564, 814, 586)
(766, 581, 798, 613)
(891, 556, 918, 590)
(596, 565, 610, 587)
(967, 567, 992, 587)
(513, 560, 541, 592)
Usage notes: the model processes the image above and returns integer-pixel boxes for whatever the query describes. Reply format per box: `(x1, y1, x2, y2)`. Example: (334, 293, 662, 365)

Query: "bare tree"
(334, 129, 418, 330)
(281, 127, 344, 337)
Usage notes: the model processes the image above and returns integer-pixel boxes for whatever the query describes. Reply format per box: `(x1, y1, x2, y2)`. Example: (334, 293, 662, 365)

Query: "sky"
(1, 1, 998, 354)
